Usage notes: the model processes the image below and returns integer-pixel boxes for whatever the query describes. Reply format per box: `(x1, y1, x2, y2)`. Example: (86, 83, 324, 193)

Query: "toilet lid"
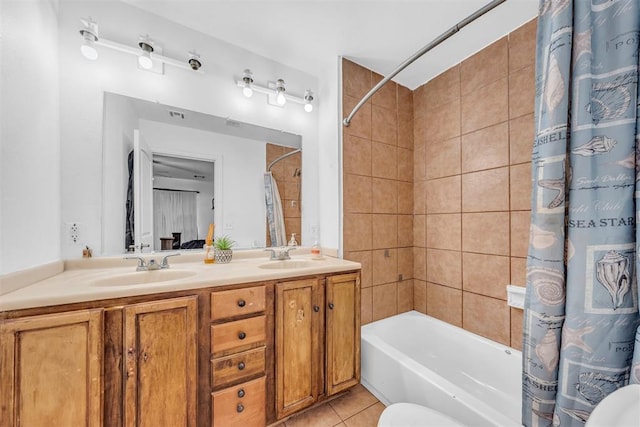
(377, 402, 465, 427)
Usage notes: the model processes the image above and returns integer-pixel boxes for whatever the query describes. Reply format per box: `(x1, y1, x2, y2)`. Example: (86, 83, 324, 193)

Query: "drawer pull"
(237, 299, 246, 308)
(238, 362, 246, 371)
(313, 305, 320, 312)
(238, 331, 247, 340)
(328, 302, 334, 310)
(238, 389, 245, 398)
(237, 403, 244, 413)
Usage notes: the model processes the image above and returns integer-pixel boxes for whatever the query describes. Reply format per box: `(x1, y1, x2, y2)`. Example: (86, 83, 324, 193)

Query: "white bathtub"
(361, 311, 522, 427)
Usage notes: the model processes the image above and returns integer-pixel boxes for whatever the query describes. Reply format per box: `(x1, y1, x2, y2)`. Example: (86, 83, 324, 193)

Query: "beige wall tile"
(413, 247, 426, 281)
(345, 250, 373, 289)
(413, 214, 426, 248)
(461, 78, 508, 134)
(373, 248, 398, 285)
(372, 105, 398, 146)
(372, 141, 397, 180)
(425, 65, 460, 111)
(398, 111, 414, 149)
(463, 292, 510, 345)
(343, 58, 372, 99)
(372, 214, 398, 249)
(398, 148, 413, 182)
(372, 178, 398, 214)
(372, 72, 398, 110)
(462, 212, 510, 255)
(414, 180, 426, 214)
(462, 253, 510, 300)
(511, 211, 531, 258)
(413, 84, 428, 120)
(414, 146, 426, 182)
(398, 279, 414, 313)
(426, 137, 461, 179)
(510, 163, 532, 211)
(343, 214, 371, 251)
(461, 37, 508, 95)
(398, 84, 414, 116)
(397, 215, 414, 248)
(414, 280, 427, 313)
(510, 114, 534, 165)
(361, 287, 373, 325)
(343, 134, 372, 176)
(509, 18, 537, 72)
(510, 307, 524, 350)
(426, 249, 462, 289)
(509, 65, 535, 119)
(413, 116, 428, 152)
(427, 283, 462, 327)
(426, 175, 461, 214)
(398, 182, 414, 215)
(397, 247, 414, 279)
(461, 122, 509, 173)
(462, 167, 509, 212)
(426, 214, 461, 251)
(511, 257, 527, 287)
(344, 174, 372, 214)
(343, 95, 371, 140)
(425, 98, 461, 142)
(373, 283, 398, 321)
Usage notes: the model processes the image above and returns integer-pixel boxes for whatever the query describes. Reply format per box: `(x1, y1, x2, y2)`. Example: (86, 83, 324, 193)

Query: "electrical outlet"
(224, 223, 233, 230)
(67, 222, 80, 244)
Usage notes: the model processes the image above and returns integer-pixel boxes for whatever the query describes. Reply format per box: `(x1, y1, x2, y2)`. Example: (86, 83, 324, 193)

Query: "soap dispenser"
(310, 227, 323, 260)
(288, 233, 298, 246)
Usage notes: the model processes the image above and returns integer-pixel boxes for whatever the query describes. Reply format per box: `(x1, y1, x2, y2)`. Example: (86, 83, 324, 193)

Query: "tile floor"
(276, 384, 384, 427)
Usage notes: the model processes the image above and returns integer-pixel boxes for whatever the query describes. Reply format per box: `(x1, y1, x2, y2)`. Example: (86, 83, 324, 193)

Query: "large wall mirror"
(102, 92, 302, 255)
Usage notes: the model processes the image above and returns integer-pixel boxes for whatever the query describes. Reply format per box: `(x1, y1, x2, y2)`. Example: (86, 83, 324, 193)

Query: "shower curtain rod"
(267, 148, 302, 172)
(342, 0, 507, 126)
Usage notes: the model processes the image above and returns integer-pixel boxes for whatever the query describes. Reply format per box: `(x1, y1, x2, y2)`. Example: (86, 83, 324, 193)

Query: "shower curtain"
(522, 1, 640, 426)
(153, 189, 198, 250)
(264, 171, 287, 247)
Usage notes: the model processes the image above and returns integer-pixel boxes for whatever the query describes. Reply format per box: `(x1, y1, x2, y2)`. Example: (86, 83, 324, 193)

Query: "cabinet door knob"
(237, 403, 244, 413)
(313, 305, 320, 312)
(328, 303, 334, 310)
(238, 362, 246, 370)
(238, 331, 247, 340)
(237, 299, 246, 307)
(237, 389, 245, 398)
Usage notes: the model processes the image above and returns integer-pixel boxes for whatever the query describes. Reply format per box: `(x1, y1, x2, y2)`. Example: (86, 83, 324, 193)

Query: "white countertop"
(0, 250, 360, 312)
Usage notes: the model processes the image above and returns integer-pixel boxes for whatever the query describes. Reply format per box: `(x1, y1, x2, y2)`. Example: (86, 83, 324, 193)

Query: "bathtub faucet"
(264, 246, 295, 260)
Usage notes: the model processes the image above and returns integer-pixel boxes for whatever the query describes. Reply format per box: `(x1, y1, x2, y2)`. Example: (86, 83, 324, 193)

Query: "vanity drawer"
(212, 376, 265, 427)
(211, 315, 266, 355)
(211, 286, 266, 321)
(211, 346, 265, 389)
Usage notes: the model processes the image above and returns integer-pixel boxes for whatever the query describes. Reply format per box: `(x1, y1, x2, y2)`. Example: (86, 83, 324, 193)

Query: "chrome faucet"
(265, 246, 295, 261)
(125, 253, 180, 271)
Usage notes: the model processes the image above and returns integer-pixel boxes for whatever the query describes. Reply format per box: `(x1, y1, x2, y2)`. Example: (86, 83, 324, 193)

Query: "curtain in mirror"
(264, 172, 286, 247)
(153, 189, 198, 250)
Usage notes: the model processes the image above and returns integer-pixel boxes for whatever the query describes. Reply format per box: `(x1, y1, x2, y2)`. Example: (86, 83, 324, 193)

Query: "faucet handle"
(160, 253, 180, 268)
(124, 256, 147, 271)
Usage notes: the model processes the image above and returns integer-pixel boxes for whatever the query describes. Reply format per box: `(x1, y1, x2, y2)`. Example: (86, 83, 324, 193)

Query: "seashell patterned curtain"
(522, 1, 640, 426)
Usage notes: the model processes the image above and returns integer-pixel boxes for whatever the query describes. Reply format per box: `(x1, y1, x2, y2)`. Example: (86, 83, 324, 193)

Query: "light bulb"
(243, 85, 253, 98)
(80, 31, 98, 60)
(276, 91, 286, 105)
(138, 51, 153, 69)
(303, 90, 314, 113)
(304, 102, 313, 113)
(275, 79, 286, 106)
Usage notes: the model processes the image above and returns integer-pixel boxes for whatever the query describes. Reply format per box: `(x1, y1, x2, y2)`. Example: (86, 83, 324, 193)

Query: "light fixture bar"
(95, 38, 203, 73)
(235, 80, 312, 106)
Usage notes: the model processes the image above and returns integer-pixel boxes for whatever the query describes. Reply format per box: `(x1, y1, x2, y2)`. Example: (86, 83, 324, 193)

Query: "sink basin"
(91, 269, 197, 286)
(258, 260, 316, 270)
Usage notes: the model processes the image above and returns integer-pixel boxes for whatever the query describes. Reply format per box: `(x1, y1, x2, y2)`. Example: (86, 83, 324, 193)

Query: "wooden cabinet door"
(326, 273, 361, 396)
(0, 309, 103, 427)
(275, 279, 322, 419)
(123, 296, 198, 427)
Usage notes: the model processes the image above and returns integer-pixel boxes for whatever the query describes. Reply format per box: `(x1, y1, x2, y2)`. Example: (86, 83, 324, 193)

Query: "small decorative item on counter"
(82, 246, 93, 258)
(214, 235, 235, 264)
(204, 223, 215, 264)
(311, 240, 323, 260)
(288, 233, 298, 246)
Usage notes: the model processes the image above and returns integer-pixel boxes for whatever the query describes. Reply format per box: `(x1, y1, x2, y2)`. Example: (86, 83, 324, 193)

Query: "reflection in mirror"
(102, 92, 302, 255)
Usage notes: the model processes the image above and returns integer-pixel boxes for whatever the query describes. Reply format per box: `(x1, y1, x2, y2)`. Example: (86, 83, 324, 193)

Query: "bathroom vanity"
(0, 252, 361, 426)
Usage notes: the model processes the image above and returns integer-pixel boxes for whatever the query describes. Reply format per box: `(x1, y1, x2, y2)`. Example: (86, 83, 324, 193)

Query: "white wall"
(1, 0, 60, 275)
(58, 0, 320, 259)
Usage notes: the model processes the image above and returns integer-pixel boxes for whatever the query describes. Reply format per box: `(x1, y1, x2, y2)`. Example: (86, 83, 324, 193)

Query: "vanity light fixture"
(236, 70, 316, 112)
(78, 18, 204, 73)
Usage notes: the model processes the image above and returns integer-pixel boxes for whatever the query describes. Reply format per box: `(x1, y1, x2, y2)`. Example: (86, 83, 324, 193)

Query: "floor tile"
(343, 402, 385, 427)
(285, 403, 342, 427)
(330, 384, 379, 420)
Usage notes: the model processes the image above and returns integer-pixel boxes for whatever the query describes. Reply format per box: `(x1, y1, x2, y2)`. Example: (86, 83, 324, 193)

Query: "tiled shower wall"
(342, 60, 416, 324)
(342, 18, 537, 349)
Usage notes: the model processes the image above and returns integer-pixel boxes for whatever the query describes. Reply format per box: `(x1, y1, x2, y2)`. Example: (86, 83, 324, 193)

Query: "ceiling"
(122, 0, 538, 90)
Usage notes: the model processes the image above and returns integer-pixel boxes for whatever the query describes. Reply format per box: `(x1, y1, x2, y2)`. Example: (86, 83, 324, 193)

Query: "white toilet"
(585, 384, 640, 427)
(377, 402, 465, 427)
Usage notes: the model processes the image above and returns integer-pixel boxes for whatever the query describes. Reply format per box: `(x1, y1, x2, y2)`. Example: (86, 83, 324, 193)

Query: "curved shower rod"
(343, 0, 507, 127)
(267, 148, 302, 172)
